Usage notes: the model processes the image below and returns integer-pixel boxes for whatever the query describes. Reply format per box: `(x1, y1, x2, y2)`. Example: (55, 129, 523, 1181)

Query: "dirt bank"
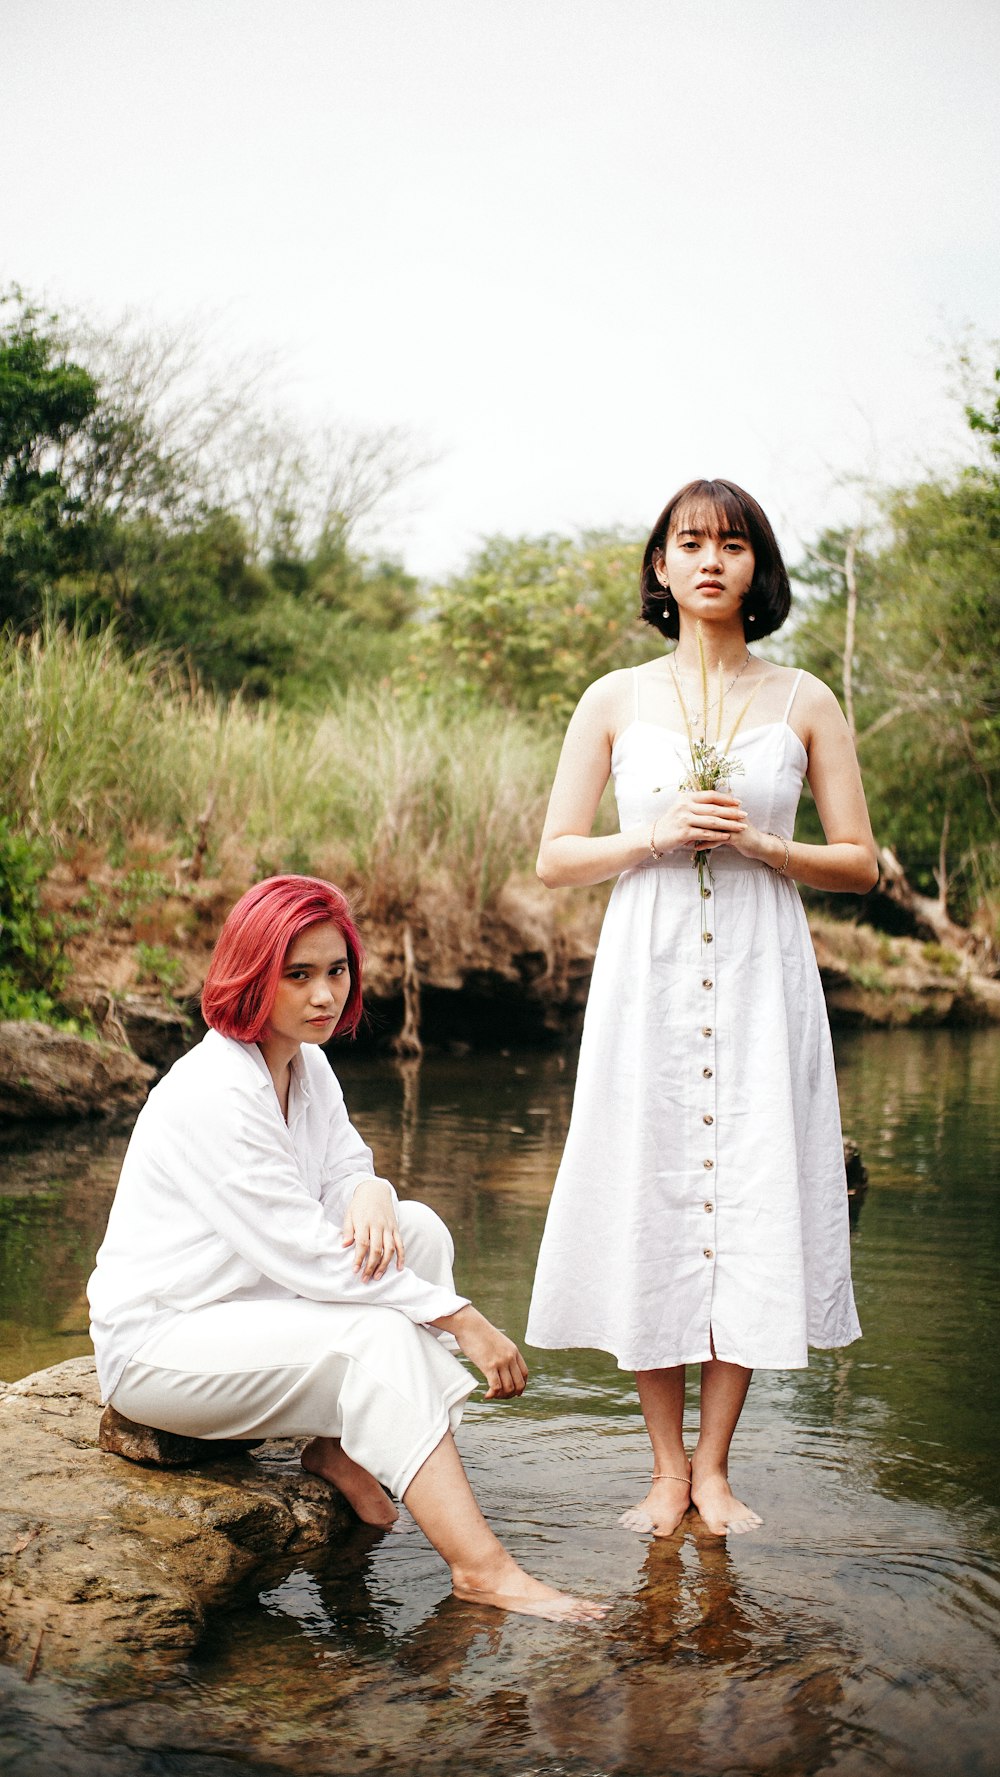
(37, 856, 1000, 1081)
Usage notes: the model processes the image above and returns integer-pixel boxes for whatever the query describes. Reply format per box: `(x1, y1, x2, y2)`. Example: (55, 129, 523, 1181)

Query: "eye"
(286, 968, 310, 981)
(329, 962, 348, 978)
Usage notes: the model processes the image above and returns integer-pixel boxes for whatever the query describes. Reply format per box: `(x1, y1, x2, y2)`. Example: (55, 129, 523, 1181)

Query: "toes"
(618, 1507, 656, 1534)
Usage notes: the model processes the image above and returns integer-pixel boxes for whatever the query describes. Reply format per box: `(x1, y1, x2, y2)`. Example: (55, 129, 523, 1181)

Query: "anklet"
(651, 1472, 691, 1485)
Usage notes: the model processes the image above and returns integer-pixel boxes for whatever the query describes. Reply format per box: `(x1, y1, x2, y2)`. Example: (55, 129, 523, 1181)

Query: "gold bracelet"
(767, 832, 790, 874)
(649, 818, 663, 861)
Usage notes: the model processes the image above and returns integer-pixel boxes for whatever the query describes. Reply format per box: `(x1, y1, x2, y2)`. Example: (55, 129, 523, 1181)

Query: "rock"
(843, 1138, 868, 1194)
(98, 1403, 263, 1466)
(0, 1021, 155, 1121)
(117, 995, 195, 1072)
(0, 1357, 354, 1682)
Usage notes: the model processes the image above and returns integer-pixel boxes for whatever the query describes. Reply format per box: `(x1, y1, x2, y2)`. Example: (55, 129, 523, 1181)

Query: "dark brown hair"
(639, 478, 791, 641)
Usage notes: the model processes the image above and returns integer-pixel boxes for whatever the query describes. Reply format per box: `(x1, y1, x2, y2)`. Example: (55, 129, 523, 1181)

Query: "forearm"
(537, 826, 652, 888)
(745, 831, 879, 893)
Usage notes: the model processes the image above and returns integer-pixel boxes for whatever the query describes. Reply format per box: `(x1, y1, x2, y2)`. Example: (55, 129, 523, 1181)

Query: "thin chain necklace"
(669, 648, 752, 737)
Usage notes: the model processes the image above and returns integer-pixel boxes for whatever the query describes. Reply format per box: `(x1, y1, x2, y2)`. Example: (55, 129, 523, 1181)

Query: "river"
(1, 1027, 998, 1775)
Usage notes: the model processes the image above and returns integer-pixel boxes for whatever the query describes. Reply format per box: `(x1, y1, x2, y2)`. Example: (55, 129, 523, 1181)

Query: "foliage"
(0, 624, 557, 922)
(134, 942, 184, 995)
(0, 292, 100, 626)
(789, 370, 1000, 927)
(0, 815, 71, 1023)
(407, 530, 660, 716)
(0, 289, 421, 700)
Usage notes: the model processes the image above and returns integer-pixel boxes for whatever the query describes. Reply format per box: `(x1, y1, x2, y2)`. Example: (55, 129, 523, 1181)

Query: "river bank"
(49, 856, 1000, 1066)
(2, 865, 994, 1121)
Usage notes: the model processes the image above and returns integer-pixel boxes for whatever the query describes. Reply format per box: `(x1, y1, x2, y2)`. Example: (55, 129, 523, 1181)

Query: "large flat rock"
(0, 1021, 155, 1120)
(0, 1356, 354, 1683)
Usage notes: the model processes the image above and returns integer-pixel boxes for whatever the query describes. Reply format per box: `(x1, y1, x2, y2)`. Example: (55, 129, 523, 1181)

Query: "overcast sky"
(3, 0, 998, 576)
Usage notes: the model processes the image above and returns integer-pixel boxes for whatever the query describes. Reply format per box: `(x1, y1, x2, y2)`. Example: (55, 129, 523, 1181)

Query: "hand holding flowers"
(665, 622, 762, 905)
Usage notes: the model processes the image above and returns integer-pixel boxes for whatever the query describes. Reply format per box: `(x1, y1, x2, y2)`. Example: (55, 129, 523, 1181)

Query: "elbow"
(853, 850, 881, 895)
(536, 851, 558, 890)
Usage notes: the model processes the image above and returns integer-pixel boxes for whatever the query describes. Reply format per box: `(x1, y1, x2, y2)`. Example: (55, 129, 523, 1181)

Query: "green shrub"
(0, 816, 72, 1022)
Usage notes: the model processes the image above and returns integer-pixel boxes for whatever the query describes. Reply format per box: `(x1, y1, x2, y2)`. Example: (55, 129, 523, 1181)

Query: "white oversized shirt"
(88, 1030, 468, 1401)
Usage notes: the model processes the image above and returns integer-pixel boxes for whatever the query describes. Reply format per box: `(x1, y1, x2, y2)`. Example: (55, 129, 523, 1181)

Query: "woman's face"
(267, 920, 352, 1049)
(657, 511, 755, 624)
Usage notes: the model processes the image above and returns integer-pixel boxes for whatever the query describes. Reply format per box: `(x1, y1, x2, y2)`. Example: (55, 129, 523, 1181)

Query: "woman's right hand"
(432, 1305, 529, 1400)
(653, 790, 747, 855)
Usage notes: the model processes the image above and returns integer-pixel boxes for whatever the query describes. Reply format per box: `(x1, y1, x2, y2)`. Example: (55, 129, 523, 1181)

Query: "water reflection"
(1, 1030, 999, 1774)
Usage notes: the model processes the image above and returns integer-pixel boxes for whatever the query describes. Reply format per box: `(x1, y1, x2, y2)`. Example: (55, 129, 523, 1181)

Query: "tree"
(0, 291, 99, 626)
(790, 372, 1000, 942)
(407, 530, 660, 717)
(0, 290, 426, 699)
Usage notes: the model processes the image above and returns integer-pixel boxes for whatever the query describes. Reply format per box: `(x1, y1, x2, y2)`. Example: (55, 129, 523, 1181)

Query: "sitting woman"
(88, 875, 604, 1624)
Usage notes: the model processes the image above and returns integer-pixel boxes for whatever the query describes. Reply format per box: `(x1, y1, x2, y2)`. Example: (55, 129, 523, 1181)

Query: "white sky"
(2, 0, 998, 577)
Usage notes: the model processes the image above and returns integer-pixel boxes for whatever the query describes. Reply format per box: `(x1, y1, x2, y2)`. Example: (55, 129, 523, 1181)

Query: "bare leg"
(690, 1359, 762, 1534)
(403, 1429, 607, 1623)
(619, 1367, 691, 1536)
(301, 1437, 399, 1529)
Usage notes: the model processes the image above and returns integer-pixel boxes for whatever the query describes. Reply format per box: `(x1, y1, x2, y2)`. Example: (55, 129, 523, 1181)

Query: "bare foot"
(690, 1469, 762, 1536)
(453, 1552, 608, 1624)
(301, 1437, 399, 1529)
(618, 1469, 691, 1537)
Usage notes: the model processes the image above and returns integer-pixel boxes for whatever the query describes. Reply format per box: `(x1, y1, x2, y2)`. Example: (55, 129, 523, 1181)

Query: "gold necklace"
(669, 649, 752, 737)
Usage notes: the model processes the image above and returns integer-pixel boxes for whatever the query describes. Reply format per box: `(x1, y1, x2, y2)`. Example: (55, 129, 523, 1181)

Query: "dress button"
(702, 1026, 713, 1037)
(704, 1202, 714, 1213)
(702, 887, 712, 899)
(703, 1113, 714, 1125)
(703, 1067, 713, 1079)
(703, 932, 713, 944)
(703, 1158, 714, 1170)
(702, 978, 713, 989)
(703, 1247, 714, 1259)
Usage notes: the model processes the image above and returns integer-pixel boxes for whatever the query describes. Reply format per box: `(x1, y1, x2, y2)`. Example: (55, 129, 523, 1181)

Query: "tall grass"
(0, 626, 557, 918)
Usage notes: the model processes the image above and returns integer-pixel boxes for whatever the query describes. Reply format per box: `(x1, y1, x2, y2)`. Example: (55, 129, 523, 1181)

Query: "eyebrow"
(676, 527, 747, 540)
(284, 954, 348, 970)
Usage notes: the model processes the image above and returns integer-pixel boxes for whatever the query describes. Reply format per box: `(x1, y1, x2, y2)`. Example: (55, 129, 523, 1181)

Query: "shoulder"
(149, 1031, 269, 1120)
(791, 670, 848, 724)
(568, 667, 635, 733)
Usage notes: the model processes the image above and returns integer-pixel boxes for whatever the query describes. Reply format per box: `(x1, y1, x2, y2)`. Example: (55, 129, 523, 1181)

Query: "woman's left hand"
(718, 808, 773, 864)
(343, 1179, 405, 1280)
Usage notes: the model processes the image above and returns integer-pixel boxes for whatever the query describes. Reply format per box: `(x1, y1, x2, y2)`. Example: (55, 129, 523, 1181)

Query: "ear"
(651, 547, 668, 588)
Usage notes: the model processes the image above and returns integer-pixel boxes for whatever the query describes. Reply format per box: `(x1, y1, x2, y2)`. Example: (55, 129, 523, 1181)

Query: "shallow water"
(2, 1028, 999, 1775)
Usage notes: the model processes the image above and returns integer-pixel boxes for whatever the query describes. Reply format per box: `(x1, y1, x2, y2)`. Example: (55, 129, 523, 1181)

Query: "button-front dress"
(526, 669, 861, 1371)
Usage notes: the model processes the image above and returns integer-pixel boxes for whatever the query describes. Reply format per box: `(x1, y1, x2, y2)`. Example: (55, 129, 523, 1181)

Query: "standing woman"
(526, 480, 878, 1538)
(90, 875, 604, 1623)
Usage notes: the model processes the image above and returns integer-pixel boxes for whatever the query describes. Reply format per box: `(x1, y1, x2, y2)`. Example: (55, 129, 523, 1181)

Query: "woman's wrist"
(766, 832, 791, 875)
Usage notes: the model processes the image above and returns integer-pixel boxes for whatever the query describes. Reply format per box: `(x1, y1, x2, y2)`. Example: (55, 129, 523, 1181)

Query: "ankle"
(451, 1547, 520, 1596)
(690, 1454, 729, 1483)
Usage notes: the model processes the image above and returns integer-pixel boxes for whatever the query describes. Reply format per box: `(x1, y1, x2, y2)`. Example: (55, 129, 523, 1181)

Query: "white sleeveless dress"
(526, 669, 861, 1372)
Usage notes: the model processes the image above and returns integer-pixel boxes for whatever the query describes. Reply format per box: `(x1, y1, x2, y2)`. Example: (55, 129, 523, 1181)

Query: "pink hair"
(201, 876, 365, 1044)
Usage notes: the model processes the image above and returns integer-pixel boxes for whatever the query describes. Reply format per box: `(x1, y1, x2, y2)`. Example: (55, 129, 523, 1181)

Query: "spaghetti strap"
(632, 666, 641, 723)
(782, 669, 805, 724)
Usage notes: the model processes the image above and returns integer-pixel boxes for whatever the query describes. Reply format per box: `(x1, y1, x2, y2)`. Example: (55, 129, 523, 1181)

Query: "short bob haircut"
(639, 478, 791, 642)
(201, 875, 365, 1045)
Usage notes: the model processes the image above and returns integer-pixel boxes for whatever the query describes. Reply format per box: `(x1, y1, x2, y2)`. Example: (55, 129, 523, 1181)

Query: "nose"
(310, 979, 337, 1008)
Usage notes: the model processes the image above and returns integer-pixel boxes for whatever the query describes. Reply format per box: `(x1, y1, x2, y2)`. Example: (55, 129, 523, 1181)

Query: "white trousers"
(110, 1202, 475, 1498)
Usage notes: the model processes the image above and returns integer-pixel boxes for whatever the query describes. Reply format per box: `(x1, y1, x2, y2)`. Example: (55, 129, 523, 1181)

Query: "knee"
(397, 1199, 455, 1270)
